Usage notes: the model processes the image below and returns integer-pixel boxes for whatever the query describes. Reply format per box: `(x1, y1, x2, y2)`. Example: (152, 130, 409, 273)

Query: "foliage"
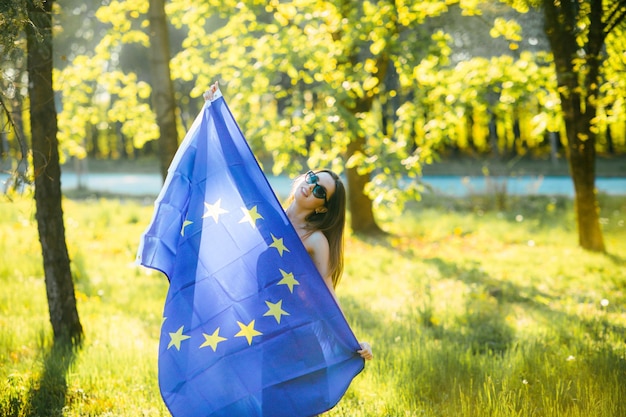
(164, 1, 463, 195)
(163, 0, 623, 213)
(0, 0, 28, 56)
(0, 194, 625, 415)
(498, 0, 626, 150)
(3, 1, 626, 166)
(53, 0, 158, 161)
(0, 0, 29, 165)
(598, 24, 626, 147)
(2, 0, 626, 227)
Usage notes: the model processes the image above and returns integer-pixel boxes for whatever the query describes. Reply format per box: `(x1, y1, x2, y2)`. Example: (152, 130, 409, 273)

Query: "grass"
(1, 191, 625, 416)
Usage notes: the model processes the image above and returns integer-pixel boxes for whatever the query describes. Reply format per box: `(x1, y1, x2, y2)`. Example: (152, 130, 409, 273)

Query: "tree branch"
(0, 94, 30, 192)
(603, 0, 626, 38)
(604, 0, 626, 25)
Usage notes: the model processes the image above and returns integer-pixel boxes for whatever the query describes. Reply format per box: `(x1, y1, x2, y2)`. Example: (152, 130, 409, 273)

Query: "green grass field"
(1, 192, 625, 416)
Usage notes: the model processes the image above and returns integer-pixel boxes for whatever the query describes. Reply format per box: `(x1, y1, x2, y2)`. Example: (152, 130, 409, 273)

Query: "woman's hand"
(203, 81, 219, 101)
(358, 341, 373, 361)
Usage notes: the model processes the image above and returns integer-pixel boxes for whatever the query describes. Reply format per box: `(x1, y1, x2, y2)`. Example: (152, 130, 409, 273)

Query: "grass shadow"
(341, 248, 626, 415)
(424, 256, 626, 353)
(25, 341, 79, 417)
(353, 230, 626, 351)
(605, 251, 626, 268)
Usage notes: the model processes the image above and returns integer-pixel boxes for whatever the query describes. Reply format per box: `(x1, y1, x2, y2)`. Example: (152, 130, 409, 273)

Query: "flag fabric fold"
(137, 89, 364, 417)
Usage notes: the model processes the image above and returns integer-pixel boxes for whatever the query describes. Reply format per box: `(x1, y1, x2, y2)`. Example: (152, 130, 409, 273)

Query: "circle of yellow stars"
(166, 198, 300, 354)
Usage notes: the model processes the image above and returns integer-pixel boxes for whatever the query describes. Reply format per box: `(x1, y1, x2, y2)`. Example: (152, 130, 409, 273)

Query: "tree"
(165, 0, 465, 234)
(0, 0, 29, 186)
(540, 0, 626, 251)
(55, 0, 159, 165)
(148, 0, 179, 180)
(26, 0, 83, 344)
(33, 0, 626, 247)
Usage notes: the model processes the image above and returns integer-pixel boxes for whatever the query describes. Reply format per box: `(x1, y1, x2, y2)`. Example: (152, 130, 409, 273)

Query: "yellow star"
(277, 269, 299, 293)
(239, 205, 263, 228)
(234, 320, 263, 345)
(168, 325, 191, 351)
(269, 233, 290, 256)
(264, 300, 290, 324)
(202, 198, 228, 223)
(181, 220, 193, 236)
(199, 327, 227, 352)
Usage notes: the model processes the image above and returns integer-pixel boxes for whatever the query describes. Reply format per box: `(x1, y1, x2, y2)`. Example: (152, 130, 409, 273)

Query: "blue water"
(2, 172, 625, 197)
(420, 175, 626, 197)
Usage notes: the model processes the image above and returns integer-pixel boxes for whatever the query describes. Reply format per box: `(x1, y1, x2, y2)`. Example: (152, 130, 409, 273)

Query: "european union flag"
(137, 89, 364, 417)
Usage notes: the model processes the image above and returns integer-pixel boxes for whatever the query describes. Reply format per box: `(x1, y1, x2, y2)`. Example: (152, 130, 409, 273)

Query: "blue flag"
(137, 89, 364, 417)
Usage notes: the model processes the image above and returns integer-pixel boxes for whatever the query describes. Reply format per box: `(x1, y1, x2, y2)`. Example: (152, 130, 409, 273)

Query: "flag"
(137, 88, 364, 417)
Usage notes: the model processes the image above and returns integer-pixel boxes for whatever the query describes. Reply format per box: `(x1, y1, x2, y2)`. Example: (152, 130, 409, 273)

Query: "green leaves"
(490, 18, 523, 50)
(55, 0, 157, 158)
(41, 0, 626, 216)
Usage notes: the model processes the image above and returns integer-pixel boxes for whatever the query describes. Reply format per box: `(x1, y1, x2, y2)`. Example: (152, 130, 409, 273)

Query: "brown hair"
(286, 170, 346, 288)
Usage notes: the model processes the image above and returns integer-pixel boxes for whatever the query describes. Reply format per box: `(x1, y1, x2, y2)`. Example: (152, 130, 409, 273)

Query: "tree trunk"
(488, 110, 499, 158)
(465, 105, 474, 155)
(604, 99, 615, 154)
(88, 123, 99, 159)
(149, 0, 179, 181)
(343, 89, 384, 235)
(346, 133, 383, 234)
(542, 0, 605, 252)
(26, 0, 83, 344)
(568, 135, 604, 250)
(548, 131, 559, 165)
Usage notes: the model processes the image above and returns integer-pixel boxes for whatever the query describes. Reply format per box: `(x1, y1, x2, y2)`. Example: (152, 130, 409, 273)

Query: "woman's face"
(295, 171, 336, 210)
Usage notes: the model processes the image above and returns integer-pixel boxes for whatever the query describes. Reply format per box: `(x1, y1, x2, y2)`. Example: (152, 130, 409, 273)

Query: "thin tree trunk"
(548, 131, 559, 165)
(149, 0, 179, 181)
(27, 0, 83, 344)
(488, 110, 499, 158)
(465, 105, 474, 155)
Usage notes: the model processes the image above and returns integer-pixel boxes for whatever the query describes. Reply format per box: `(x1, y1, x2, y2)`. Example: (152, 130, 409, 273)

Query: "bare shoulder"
(301, 230, 331, 281)
(302, 230, 329, 254)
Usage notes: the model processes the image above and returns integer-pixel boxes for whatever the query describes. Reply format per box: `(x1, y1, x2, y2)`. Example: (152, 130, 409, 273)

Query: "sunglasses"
(305, 170, 328, 204)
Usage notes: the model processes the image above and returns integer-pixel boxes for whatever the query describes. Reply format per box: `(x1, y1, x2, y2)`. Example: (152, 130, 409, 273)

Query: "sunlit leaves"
(47, 0, 626, 216)
(162, 0, 464, 199)
(120, 31, 149, 46)
(411, 0, 451, 22)
(458, 0, 484, 15)
(489, 18, 523, 50)
(399, 34, 563, 159)
(369, 38, 387, 56)
(94, 0, 147, 32)
(55, 0, 158, 158)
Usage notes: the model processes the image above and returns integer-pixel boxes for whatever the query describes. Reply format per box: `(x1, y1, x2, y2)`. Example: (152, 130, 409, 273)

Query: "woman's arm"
(303, 231, 332, 287)
(305, 231, 373, 361)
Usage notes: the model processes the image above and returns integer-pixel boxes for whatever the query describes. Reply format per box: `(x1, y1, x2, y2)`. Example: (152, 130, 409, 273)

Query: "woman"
(285, 169, 373, 361)
(205, 83, 373, 361)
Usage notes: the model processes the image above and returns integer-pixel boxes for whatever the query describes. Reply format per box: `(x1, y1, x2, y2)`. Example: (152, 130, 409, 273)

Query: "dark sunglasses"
(305, 170, 328, 204)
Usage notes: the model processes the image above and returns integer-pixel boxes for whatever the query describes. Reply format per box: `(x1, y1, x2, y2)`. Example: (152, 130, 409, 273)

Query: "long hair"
(285, 170, 346, 288)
